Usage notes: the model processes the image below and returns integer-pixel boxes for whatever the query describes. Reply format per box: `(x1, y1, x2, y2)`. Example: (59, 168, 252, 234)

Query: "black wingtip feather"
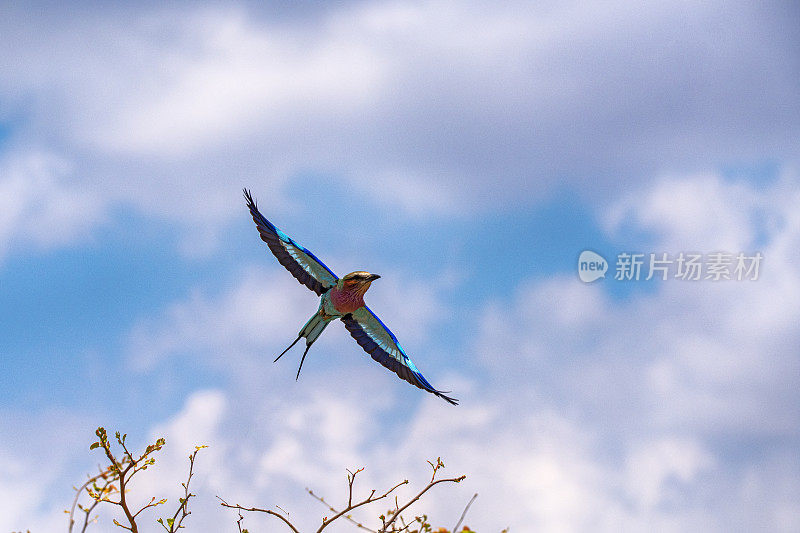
(437, 392, 459, 405)
(243, 187, 255, 206)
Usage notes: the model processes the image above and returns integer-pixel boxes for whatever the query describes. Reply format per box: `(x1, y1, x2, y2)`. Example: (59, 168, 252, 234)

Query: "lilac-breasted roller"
(244, 189, 457, 405)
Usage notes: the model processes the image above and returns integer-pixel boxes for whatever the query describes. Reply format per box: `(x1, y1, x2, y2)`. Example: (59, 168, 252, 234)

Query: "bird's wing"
(244, 189, 338, 295)
(341, 306, 458, 405)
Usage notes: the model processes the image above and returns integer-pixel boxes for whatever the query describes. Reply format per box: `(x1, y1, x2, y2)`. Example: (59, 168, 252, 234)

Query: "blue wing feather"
(244, 189, 338, 295)
(342, 306, 457, 405)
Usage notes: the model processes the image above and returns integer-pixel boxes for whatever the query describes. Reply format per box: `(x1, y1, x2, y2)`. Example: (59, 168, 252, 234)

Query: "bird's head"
(341, 271, 380, 294)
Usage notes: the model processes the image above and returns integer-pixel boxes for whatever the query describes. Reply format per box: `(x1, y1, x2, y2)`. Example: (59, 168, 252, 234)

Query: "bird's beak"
(368, 274, 381, 281)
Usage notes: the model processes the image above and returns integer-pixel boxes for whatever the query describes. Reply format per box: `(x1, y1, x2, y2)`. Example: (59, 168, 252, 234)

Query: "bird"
(244, 188, 457, 405)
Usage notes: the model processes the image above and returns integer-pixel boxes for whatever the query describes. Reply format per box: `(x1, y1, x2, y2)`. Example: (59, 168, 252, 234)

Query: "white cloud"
(625, 437, 714, 511)
(91, 9, 386, 157)
(603, 172, 772, 252)
(0, 151, 104, 263)
(0, 452, 57, 533)
(135, 390, 231, 513)
(0, 409, 99, 533)
(1, 0, 797, 236)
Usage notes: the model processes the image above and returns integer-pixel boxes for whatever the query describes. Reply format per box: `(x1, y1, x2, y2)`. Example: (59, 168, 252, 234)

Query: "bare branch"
(452, 493, 478, 533)
(234, 506, 245, 533)
(69, 466, 116, 533)
(307, 487, 378, 533)
(380, 458, 466, 532)
(316, 470, 409, 533)
(218, 497, 301, 533)
(158, 446, 205, 532)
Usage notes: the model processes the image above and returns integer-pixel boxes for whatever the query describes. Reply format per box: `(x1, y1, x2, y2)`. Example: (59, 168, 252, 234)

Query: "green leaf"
(90, 442, 100, 450)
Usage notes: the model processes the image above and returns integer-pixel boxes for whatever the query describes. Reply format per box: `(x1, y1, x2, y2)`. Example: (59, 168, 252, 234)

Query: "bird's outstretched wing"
(342, 306, 458, 405)
(244, 189, 338, 295)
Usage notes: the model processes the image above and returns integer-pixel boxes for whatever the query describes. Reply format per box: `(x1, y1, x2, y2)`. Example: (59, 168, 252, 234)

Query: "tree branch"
(69, 466, 116, 533)
(452, 493, 478, 533)
(380, 458, 466, 532)
(218, 497, 301, 533)
(158, 446, 205, 532)
(316, 469, 408, 533)
(307, 487, 378, 533)
(87, 427, 168, 533)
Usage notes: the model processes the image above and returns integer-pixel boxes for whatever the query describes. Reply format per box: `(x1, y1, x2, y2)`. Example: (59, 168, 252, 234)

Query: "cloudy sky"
(1, 1, 799, 531)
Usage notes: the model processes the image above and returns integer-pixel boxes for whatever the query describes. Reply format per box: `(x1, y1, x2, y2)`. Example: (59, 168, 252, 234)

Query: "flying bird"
(244, 188, 457, 405)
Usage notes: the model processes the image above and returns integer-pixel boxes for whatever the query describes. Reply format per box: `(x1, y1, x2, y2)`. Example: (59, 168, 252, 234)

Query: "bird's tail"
(274, 311, 332, 380)
(298, 312, 331, 346)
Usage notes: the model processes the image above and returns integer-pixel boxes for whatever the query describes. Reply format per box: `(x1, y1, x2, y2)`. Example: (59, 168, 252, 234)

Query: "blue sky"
(1, 1, 799, 531)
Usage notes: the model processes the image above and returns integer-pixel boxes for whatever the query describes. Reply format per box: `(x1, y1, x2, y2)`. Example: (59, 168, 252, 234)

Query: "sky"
(1, 1, 799, 531)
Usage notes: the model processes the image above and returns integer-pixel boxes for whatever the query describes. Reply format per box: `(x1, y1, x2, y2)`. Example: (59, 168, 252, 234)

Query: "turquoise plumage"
(244, 189, 457, 405)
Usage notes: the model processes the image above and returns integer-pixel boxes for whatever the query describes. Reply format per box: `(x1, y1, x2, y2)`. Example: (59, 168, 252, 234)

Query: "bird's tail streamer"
(274, 311, 333, 380)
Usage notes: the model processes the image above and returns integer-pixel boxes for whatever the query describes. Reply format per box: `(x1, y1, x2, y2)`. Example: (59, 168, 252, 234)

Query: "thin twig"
(159, 446, 205, 532)
(380, 458, 465, 532)
(316, 471, 408, 533)
(307, 487, 377, 533)
(218, 497, 301, 533)
(69, 476, 95, 533)
(69, 466, 115, 533)
(234, 507, 245, 533)
(452, 493, 478, 533)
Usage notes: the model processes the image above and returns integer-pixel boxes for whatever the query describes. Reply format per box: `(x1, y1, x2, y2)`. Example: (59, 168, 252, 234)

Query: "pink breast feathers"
(330, 286, 365, 314)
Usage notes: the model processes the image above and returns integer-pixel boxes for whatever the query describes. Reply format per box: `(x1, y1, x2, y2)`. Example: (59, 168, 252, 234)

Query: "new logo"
(578, 250, 608, 283)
